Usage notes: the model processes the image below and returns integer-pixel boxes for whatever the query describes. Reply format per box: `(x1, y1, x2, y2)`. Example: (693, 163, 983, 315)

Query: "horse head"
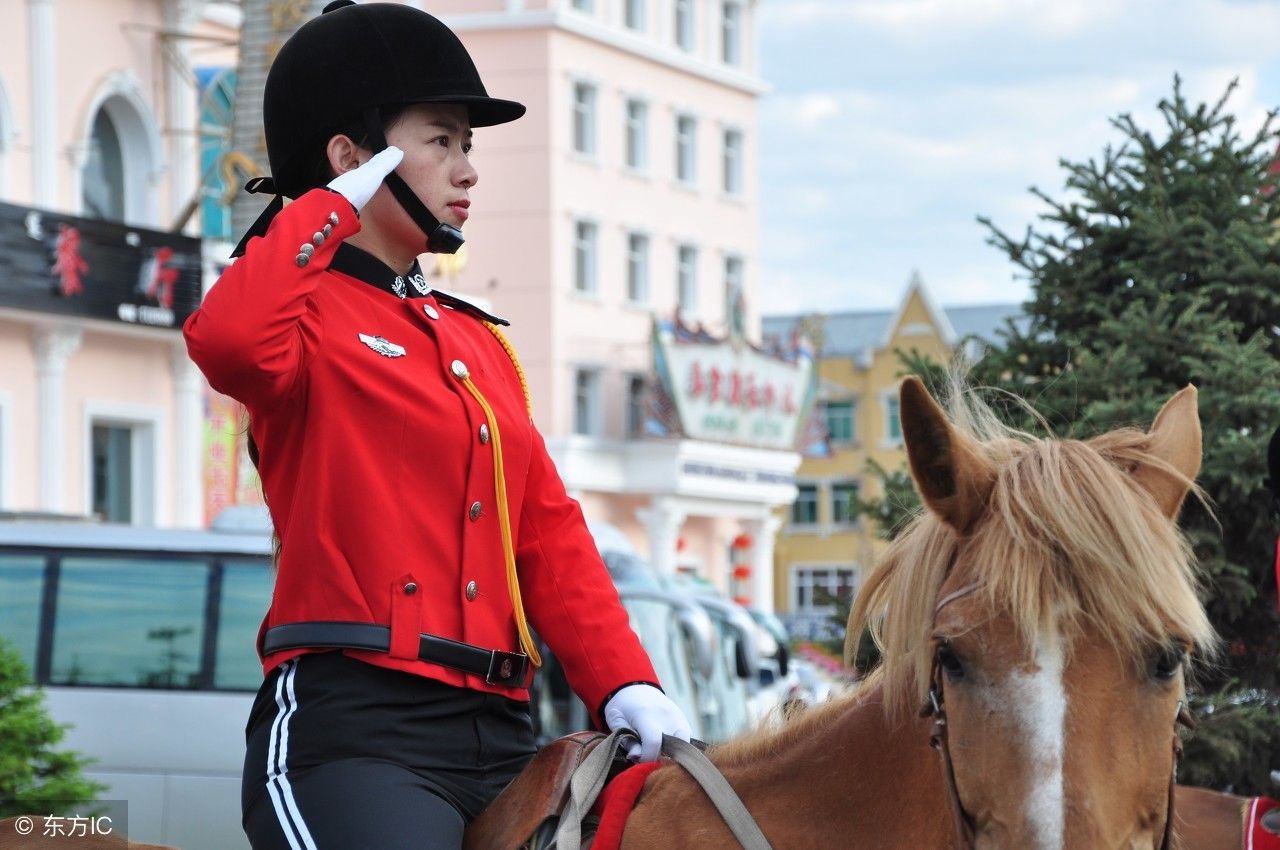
(850, 377, 1216, 850)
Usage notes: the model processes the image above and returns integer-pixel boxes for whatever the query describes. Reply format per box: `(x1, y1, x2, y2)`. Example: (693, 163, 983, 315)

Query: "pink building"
(425, 1, 800, 608)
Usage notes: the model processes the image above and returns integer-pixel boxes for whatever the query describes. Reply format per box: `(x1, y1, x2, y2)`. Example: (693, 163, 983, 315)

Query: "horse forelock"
(849, 396, 1218, 722)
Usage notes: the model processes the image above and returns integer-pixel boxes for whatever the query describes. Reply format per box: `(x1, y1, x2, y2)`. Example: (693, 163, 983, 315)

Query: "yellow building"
(761, 275, 1019, 639)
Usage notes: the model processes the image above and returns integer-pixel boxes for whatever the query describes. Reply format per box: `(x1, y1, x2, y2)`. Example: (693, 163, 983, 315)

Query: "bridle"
(919, 583, 1194, 850)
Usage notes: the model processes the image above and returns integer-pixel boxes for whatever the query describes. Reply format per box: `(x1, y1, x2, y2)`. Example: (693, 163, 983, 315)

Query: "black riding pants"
(242, 651, 535, 850)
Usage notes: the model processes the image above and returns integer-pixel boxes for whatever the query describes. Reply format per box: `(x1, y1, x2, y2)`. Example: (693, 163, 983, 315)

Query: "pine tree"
(0, 639, 104, 817)
(861, 78, 1280, 793)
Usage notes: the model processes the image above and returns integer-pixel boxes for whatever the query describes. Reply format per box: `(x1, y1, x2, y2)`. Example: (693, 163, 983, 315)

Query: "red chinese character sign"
(52, 224, 89, 296)
(652, 318, 815, 450)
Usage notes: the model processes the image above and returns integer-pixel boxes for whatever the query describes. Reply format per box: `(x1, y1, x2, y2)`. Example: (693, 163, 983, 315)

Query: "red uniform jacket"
(184, 189, 658, 719)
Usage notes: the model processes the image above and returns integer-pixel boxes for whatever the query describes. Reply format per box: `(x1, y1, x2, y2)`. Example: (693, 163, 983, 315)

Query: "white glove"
(603, 684, 692, 763)
(326, 146, 403, 212)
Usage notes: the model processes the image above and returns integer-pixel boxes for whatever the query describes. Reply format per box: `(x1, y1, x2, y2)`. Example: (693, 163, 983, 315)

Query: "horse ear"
(899, 376, 996, 534)
(1133, 385, 1201, 519)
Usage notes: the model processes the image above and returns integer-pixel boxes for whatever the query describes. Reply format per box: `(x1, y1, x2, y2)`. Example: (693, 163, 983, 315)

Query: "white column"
(28, 0, 57, 207)
(747, 513, 782, 613)
(165, 0, 201, 232)
(636, 497, 686, 576)
(33, 325, 82, 513)
(171, 341, 204, 527)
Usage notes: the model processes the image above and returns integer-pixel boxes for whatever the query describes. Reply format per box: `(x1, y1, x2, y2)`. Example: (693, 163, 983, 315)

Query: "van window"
(0, 554, 46, 675)
(51, 556, 210, 687)
(214, 559, 273, 689)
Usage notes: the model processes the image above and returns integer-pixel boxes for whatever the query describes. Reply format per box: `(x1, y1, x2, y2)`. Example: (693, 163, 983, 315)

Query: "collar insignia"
(358, 333, 406, 358)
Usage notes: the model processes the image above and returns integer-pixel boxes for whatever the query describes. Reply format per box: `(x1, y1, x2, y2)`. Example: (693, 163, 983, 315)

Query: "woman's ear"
(324, 134, 364, 179)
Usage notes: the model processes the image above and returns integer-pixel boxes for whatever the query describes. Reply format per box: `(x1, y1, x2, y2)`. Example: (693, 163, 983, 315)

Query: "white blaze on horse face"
(1001, 628, 1067, 850)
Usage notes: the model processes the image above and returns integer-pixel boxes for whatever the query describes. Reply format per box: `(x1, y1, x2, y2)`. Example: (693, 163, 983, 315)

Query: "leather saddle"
(464, 732, 630, 850)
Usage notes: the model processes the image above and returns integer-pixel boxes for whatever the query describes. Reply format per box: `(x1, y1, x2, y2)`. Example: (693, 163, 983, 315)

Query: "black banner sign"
(0, 201, 202, 329)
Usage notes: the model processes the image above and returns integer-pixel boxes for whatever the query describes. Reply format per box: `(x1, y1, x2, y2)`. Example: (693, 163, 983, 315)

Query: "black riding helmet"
(231, 0, 525, 258)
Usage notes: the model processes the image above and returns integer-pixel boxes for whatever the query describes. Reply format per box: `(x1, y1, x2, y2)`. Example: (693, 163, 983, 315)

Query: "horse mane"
(846, 381, 1219, 720)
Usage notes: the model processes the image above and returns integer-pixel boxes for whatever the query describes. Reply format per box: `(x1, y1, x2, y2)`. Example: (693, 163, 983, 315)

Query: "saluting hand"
(327, 146, 404, 213)
(603, 683, 693, 763)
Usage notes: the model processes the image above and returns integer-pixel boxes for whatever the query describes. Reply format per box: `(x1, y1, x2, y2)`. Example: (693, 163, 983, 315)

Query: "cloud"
(757, 1, 1280, 314)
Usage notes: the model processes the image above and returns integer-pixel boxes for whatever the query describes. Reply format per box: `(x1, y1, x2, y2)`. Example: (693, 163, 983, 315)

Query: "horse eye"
(938, 643, 965, 681)
(1153, 644, 1186, 681)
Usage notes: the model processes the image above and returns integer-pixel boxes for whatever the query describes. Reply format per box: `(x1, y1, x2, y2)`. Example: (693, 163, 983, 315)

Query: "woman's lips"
(448, 201, 470, 223)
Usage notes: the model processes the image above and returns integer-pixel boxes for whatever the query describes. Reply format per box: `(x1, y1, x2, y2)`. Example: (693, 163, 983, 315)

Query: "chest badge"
(358, 333, 407, 358)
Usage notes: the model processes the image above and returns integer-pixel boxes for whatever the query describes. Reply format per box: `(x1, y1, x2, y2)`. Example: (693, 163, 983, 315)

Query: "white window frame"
(624, 97, 649, 173)
(830, 478, 861, 528)
(676, 243, 698, 316)
(571, 80, 598, 158)
(73, 72, 164, 227)
(625, 0, 646, 31)
(675, 113, 697, 186)
(573, 219, 599, 295)
(721, 1, 743, 65)
(626, 231, 650, 305)
(673, 0, 694, 50)
(82, 402, 165, 527)
(880, 387, 904, 447)
(0, 390, 12, 510)
(790, 564, 859, 615)
(572, 367, 603, 437)
(790, 481, 819, 529)
(0, 76, 16, 200)
(822, 397, 857, 446)
(722, 126, 744, 197)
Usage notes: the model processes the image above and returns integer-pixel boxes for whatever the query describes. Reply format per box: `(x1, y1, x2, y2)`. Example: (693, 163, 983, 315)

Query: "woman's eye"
(1153, 644, 1186, 681)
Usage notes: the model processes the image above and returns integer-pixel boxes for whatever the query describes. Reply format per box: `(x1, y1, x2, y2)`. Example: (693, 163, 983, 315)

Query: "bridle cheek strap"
(362, 107, 464, 255)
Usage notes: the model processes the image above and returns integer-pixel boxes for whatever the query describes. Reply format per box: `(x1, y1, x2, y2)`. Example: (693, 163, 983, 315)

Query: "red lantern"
(732, 565, 752, 580)
(733, 596, 751, 606)
(731, 533, 753, 549)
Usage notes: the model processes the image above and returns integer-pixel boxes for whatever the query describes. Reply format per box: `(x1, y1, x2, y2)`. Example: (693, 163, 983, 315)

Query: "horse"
(1174, 785, 1280, 850)
(600, 377, 1215, 849)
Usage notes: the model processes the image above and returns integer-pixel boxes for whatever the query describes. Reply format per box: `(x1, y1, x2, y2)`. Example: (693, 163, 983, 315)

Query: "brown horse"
(1174, 786, 1280, 850)
(610, 378, 1215, 849)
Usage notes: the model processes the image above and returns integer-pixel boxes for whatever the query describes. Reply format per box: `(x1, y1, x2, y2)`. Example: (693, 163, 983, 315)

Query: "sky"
(755, 0, 1280, 316)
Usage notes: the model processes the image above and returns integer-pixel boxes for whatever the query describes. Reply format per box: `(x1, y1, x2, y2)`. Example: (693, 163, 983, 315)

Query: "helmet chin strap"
(362, 107, 464, 255)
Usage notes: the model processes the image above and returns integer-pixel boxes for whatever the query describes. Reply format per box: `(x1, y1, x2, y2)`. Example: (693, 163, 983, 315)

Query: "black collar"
(329, 243, 433, 299)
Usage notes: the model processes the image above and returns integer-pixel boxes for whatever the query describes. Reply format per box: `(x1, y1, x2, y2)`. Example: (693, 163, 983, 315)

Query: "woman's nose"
(456, 156, 478, 189)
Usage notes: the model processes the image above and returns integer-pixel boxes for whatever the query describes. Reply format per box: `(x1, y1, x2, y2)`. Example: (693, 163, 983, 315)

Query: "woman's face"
(356, 103, 478, 254)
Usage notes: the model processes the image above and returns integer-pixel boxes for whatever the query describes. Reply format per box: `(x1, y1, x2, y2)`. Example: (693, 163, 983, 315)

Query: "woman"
(183, 3, 691, 848)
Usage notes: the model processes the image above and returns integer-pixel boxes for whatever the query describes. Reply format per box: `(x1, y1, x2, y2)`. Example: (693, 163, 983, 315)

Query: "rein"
(920, 583, 1193, 850)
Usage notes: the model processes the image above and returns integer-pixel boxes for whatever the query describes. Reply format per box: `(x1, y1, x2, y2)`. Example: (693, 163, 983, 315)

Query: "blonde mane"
(849, 384, 1218, 720)
(717, 383, 1218, 765)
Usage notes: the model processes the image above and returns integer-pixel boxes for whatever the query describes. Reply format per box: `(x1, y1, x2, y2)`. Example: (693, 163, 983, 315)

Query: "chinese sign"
(0, 201, 201, 327)
(203, 389, 265, 526)
(652, 319, 815, 450)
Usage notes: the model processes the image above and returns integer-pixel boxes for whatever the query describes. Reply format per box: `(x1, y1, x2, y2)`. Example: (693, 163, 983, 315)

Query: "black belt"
(260, 622, 531, 688)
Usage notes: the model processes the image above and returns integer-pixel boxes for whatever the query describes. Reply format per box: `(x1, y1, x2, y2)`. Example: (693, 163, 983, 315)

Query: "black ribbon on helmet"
(229, 177, 284, 259)
(361, 106, 464, 255)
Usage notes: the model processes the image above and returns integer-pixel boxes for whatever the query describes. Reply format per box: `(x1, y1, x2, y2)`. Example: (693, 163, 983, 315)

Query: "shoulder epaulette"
(432, 290, 510, 327)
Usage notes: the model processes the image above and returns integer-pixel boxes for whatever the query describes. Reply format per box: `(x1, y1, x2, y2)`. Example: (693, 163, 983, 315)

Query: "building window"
(627, 232, 650, 304)
(573, 368, 601, 436)
(721, 1, 742, 64)
(572, 82, 597, 156)
(626, 0, 645, 30)
(885, 395, 903, 445)
(675, 114, 697, 185)
(791, 483, 818, 526)
(82, 109, 125, 221)
(722, 128, 743, 196)
(0, 554, 45, 674)
(674, 0, 694, 50)
(573, 221, 598, 294)
(824, 399, 855, 444)
(791, 567, 857, 614)
(625, 99, 648, 171)
(626, 374, 647, 438)
(91, 423, 135, 523)
(676, 244, 698, 316)
(831, 480, 860, 525)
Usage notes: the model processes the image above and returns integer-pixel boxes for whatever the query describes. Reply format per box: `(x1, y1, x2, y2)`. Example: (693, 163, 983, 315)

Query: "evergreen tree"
(0, 639, 104, 816)
(860, 78, 1280, 793)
